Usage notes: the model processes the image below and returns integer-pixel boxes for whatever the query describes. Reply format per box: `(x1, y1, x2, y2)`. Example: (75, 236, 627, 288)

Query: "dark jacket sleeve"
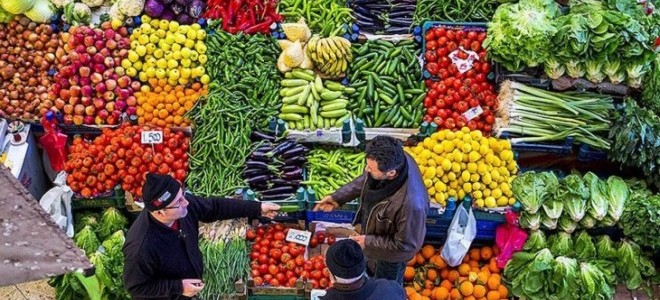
(330, 174, 366, 205)
(187, 194, 262, 223)
(123, 251, 183, 298)
(364, 206, 427, 259)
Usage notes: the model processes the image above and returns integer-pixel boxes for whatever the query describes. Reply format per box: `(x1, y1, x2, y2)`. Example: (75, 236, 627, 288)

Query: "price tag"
(448, 47, 480, 74)
(462, 106, 484, 122)
(315, 129, 324, 137)
(286, 228, 312, 246)
(141, 130, 163, 144)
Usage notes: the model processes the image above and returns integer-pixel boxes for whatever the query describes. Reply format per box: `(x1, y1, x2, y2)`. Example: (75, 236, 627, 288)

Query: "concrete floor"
(0, 279, 54, 300)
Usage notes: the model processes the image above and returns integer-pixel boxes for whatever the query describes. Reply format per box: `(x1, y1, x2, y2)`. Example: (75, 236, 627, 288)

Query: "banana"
(326, 38, 343, 59)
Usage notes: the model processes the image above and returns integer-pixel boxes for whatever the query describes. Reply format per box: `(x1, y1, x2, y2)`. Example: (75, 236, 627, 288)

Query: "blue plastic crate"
(577, 144, 607, 162)
(306, 210, 356, 224)
(500, 132, 574, 155)
(421, 21, 487, 80)
(425, 219, 500, 241)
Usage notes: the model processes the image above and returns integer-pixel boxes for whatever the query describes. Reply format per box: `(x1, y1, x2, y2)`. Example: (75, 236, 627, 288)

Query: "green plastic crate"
(71, 186, 125, 210)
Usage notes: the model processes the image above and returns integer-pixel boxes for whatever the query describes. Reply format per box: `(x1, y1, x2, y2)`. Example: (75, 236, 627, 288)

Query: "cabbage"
(549, 232, 574, 257)
(558, 214, 577, 233)
(574, 231, 596, 260)
(24, 0, 56, 23)
(74, 225, 101, 256)
(579, 214, 596, 229)
(541, 215, 558, 230)
(98, 207, 128, 240)
(519, 212, 541, 230)
(552, 256, 579, 299)
(0, 0, 36, 14)
(523, 230, 547, 252)
(579, 262, 614, 299)
(606, 176, 628, 222)
(584, 172, 608, 221)
(513, 171, 559, 214)
(559, 174, 589, 221)
(595, 236, 617, 260)
(0, 5, 13, 23)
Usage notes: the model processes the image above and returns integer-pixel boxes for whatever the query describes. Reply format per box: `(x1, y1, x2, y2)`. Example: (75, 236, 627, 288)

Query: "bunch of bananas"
(307, 36, 353, 78)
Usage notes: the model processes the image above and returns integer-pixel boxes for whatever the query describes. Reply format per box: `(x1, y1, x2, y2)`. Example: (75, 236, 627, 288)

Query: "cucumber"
(292, 69, 315, 81)
(320, 90, 342, 101)
(320, 109, 348, 118)
(279, 113, 304, 121)
(281, 79, 308, 87)
(281, 105, 309, 114)
(322, 102, 348, 112)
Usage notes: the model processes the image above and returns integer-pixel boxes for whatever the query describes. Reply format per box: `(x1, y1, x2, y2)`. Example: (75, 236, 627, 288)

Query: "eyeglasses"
(160, 196, 186, 210)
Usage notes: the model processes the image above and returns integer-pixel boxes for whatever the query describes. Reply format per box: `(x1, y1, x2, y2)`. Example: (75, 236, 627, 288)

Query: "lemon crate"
(71, 186, 125, 210)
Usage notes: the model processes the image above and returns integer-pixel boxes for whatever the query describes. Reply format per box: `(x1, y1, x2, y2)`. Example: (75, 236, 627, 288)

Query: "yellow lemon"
(497, 196, 509, 207)
(433, 143, 444, 154)
(491, 188, 502, 198)
(469, 151, 481, 163)
(457, 189, 466, 200)
(473, 190, 483, 200)
(467, 162, 477, 173)
(435, 193, 446, 204)
(441, 159, 452, 171)
(476, 199, 485, 208)
(448, 172, 457, 181)
(424, 167, 436, 179)
(451, 162, 461, 173)
(463, 183, 472, 193)
(461, 170, 471, 182)
(424, 179, 433, 188)
(472, 182, 482, 191)
(485, 197, 497, 208)
(428, 187, 436, 196)
(508, 197, 516, 205)
(470, 130, 482, 140)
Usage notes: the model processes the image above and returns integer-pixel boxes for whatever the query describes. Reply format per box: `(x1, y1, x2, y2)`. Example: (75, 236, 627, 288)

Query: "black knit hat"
(142, 173, 181, 211)
(325, 239, 366, 279)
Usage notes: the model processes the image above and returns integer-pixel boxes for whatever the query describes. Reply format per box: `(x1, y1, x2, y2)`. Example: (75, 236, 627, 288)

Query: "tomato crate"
(421, 21, 488, 80)
(238, 277, 308, 299)
(71, 186, 125, 210)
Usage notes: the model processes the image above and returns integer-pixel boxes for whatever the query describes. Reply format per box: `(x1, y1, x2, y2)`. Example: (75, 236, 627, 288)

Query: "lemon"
(424, 179, 433, 188)
(178, 25, 190, 34)
(174, 33, 186, 44)
(485, 153, 495, 165)
(195, 42, 207, 54)
(445, 131, 455, 140)
(448, 172, 457, 181)
(155, 69, 166, 79)
(463, 183, 472, 193)
(168, 21, 180, 32)
(435, 193, 446, 204)
(441, 175, 449, 183)
(479, 144, 490, 156)
(453, 151, 465, 162)
(141, 15, 152, 24)
(155, 29, 167, 38)
(421, 149, 433, 160)
(485, 197, 497, 208)
(432, 143, 444, 154)
(470, 173, 480, 183)
(167, 59, 179, 69)
(462, 133, 472, 143)
(476, 199, 485, 208)
(149, 19, 159, 28)
(461, 143, 472, 153)
(171, 43, 182, 52)
(508, 197, 516, 205)
(186, 29, 197, 40)
(138, 35, 150, 45)
(500, 140, 511, 150)
(470, 130, 482, 140)
(146, 43, 156, 54)
(445, 153, 454, 162)
(441, 159, 452, 171)
(428, 187, 436, 196)
(483, 189, 491, 197)
(468, 151, 481, 163)
(467, 162, 477, 173)
(184, 39, 196, 49)
(164, 34, 176, 45)
(126, 67, 137, 77)
(135, 45, 147, 57)
(489, 182, 499, 189)
(191, 23, 201, 30)
(457, 189, 466, 200)
(127, 51, 139, 62)
(461, 170, 471, 182)
(491, 170, 501, 182)
(473, 190, 483, 200)
(447, 189, 457, 197)
(427, 159, 437, 167)
(492, 156, 501, 167)
(500, 149, 514, 161)
(168, 69, 180, 80)
(424, 167, 436, 179)
(455, 131, 464, 140)
(508, 161, 518, 173)
(491, 188, 502, 198)
(111, 19, 122, 30)
(451, 162, 461, 173)
(145, 67, 156, 78)
(434, 181, 446, 192)
(435, 166, 444, 178)
(472, 182, 482, 191)
(497, 196, 509, 206)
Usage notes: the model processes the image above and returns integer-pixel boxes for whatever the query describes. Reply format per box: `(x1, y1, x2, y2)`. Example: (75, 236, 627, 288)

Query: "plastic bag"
(39, 112, 68, 172)
(39, 172, 74, 237)
(495, 210, 528, 269)
(441, 205, 476, 267)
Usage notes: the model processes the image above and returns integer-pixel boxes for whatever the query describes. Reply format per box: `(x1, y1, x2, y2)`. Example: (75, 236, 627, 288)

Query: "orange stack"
(135, 81, 206, 127)
(404, 245, 508, 300)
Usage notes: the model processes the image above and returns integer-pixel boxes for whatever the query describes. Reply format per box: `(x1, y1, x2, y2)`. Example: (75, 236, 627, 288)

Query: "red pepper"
(247, 6, 256, 26)
(244, 16, 273, 34)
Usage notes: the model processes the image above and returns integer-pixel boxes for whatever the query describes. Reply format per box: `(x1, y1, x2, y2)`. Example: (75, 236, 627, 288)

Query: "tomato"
(436, 36, 448, 46)
(269, 278, 280, 287)
(164, 153, 175, 164)
(285, 259, 295, 270)
(274, 224, 284, 231)
(470, 41, 482, 52)
(438, 56, 451, 68)
(425, 31, 435, 40)
(426, 40, 437, 50)
(424, 51, 437, 63)
(484, 124, 493, 133)
(251, 269, 261, 278)
(253, 276, 264, 286)
(250, 251, 260, 260)
(466, 31, 478, 40)
(295, 255, 304, 267)
(319, 278, 329, 289)
(263, 274, 273, 282)
(314, 261, 325, 271)
(258, 253, 269, 264)
(477, 32, 487, 42)
(485, 115, 495, 125)
(446, 30, 455, 41)
(469, 98, 480, 108)
(311, 270, 323, 280)
(289, 246, 301, 257)
(467, 120, 478, 131)
(158, 163, 170, 174)
(303, 261, 314, 272)
(309, 238, 318, 248)
(434, 99, 446, 109)
(481, 63, 491, 74)
(274, 231, 286, 241)
(445, 118, 456, 129)
(426, 62, 439, 75)
(327, 235, 336, 245)
(246, 229, 256, 240)
(153, 154, 164, 164)
(258, 264, 268, 274)
(288, 277, 297, 287)
(275, 273, 286, 283)
(259, 247, 269, 255)
(281, 253, 292, 264)
(268, 265, 279, 276)
(257, 228, 265, 236)
(426, 106, 438, 117)
(272, 240, 283, 249)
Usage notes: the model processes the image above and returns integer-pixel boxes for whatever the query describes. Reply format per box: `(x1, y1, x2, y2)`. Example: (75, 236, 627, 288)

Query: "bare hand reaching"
(261, 202, 280, 218)
(313, 196, 339, 212)
(182, 279, 204, 297)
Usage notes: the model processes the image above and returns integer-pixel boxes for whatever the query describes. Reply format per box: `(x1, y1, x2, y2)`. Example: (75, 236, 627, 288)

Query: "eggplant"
(282, 168, 303, 180)
(388, 18, 413, 26)
(251, 131, 276, 142)
(284, 156, 306, 166)
(261, 193, 295, 200)
(242, 168, 271, 178)
(282, 145, 308, 159)
(261, 186, 296, 195)
(282, 165, 302, 173)
(249, 151, 272, 162)
(246, 160, 272, 170)
(267, 140, 296, 157)
(269, 178, 301, 186)
(255, 145, 274, 152)
(385, 27, 411, 34)
(353, 11, 377, 22)
(246, 175, 272, 185)
(389, 11, 414, 18)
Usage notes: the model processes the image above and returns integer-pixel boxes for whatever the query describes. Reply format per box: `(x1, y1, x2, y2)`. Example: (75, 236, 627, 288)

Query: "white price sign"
(462, 106, 484, 122)
(286, 228, 312, 246)
(141, 130, 163, 144)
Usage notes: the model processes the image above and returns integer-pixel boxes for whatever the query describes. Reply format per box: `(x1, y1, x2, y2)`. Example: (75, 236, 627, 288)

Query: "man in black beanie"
(314, 136, 429, 283)
(123, 173, 280, 299)
(321, 239, 405, 300)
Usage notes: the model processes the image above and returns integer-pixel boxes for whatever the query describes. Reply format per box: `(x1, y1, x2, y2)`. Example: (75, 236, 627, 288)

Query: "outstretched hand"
(261, 202, 280, 218)
(313, 196, 339, 212)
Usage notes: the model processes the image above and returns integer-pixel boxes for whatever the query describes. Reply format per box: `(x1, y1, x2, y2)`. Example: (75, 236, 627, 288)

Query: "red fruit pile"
(422, 27, 497, 134)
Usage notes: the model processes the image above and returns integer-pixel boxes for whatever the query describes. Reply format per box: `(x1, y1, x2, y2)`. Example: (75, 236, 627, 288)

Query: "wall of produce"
(0, 0, 659, 299)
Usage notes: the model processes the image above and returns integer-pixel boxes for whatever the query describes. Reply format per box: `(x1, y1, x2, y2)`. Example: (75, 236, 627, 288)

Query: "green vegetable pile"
(277, 0, 353, 36)
(618, 180, 660, 252)
(413, 0, 498, 24)
(49, 208, 130, 300)
(187, 32, 281, 197)
(347, 39, 425, 128)
(608, 98, 660, 190)
(303, 148, 365, 199)
(641, 55, 660, 114)
(515, 171, 630, 232)
(506, 231, 657, 299)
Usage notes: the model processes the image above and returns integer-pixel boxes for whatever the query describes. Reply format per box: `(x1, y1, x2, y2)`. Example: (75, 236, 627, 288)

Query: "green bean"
(277, 0, 354, 36)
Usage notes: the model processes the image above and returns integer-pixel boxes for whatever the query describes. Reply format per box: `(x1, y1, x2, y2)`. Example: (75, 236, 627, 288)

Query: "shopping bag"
(441, 205, 476, 267)
(495, 210, 528, 269)
(39, 172, 74, 237)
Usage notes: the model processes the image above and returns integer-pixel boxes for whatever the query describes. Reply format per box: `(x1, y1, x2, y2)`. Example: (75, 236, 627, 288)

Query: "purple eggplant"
(282, 165, 301, 173)
(246, 175, 272, 185)
(282, 168, 303, 180)
(267, 140, 296, 157)
(242, 168, 271, 178)
(251, 131, 276, 142)
(269, 178, 301, 186)
(261, 186, 295, 195)
(250, 151, 272, 163)
(284, 156, 306, 166)
(282, 145, 308, 159)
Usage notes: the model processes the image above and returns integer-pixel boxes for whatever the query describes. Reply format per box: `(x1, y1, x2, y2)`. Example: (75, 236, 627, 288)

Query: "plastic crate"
(500, 132, 574, 155)
(306, 210, 357, 224)
(494, 63, 551, 89)
(245, 188, 308, 223)
(577, 144, 607, 162)
(71, 186, 125, 210)
(421, 21, 487, 80)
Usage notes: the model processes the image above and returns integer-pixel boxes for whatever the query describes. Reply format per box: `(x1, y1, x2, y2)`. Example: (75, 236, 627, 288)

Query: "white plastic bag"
(39, 171, 74, 237)
(441, 205, 476, 267)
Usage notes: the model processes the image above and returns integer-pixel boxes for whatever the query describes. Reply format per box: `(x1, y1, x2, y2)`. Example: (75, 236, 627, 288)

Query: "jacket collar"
(322, 278, 377, 300)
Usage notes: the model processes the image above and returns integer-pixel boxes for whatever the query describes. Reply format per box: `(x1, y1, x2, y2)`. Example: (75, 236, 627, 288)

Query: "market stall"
(0, 0, 658, 299)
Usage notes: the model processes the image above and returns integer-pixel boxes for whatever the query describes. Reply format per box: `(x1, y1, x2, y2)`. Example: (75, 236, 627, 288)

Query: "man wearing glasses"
(123, 173, 280, 299)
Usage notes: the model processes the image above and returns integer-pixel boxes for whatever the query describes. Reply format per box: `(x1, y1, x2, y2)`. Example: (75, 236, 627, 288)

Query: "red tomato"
(253, 277, 264, 286)
(314, 260, 325, 270)
(426, 62, 439, 75)
(258, 264, 268, 274)
(285, 259, 296, 270)
(435, 99, 446, 109)
(426, 40, 437, 50)
(268, 265, 279, 276)
(272, 240, 284, 249)
(424, 51, 438, 63)
(281, 253, 292, 263)
(466, 31, 478, 40)
(263, 274, 273, 282)
(303, 261, 314, 272)
(309, 238, 318, 248)
(433, 117, 443, 126)
(436, 36, 448, 46)
(269, 249, 282, 261)
(311, 270, 323, 280)
(445, 118, 456, 129)
(319, 278, 329, 289)
(425, 31, 435, 40)
(258, 254, 269, 264)
(251, 269, 261, 278)
(275, 273, 286, 283)
(426, 106, 438, 117)
(246, 229, 256, 241)
(446, 30, 455, 41)
(433, 27, 446, 37)
(269, 278, 280, 287)
(274, 231, 286, 241)
(289, 246, 301, 257)
(250, 251, 260, 260)
(288, 277, 297, 287)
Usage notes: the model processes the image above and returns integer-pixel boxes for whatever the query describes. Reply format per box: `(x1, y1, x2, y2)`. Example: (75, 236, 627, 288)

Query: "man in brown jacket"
(314, 136, 429, 283)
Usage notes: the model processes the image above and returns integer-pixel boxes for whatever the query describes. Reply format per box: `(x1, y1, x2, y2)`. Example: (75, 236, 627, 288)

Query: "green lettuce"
(584, 172, 608, 221)
(585, 60, 606, 83)
(98, 207, 128, 241)
(595, 236, 617, 260)
(552, 256, 579, 300)
(513, 171, 559, 214)
(544, 58, 566, 79)
(541, 215, 558, 230)
(574, 231, 596, 260)
(549, 232, 574, 257)
(558, 214, 578, 233)
(519, 212, 542, 230)
(579, 262, 614, 299)
(559, 174, 589, 221)
(510, 249, 555, 299)
(542, 197, 564, 220)
(74, 225, 101, 256)
(565, 60, 586, 78)
(579, 214, 597, 228)
(619, 187, 660, 251)
(606, 176, 628, 221)
(603, 59, 626, 84)
(524, 230, 547, 252)
(616, 240, 657, 290)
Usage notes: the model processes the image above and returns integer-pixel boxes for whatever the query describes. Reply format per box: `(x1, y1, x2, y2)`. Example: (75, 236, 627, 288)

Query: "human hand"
(261, 202, 280, 218)
(350, 235, 366, 248)
(182, 279, 204, 297)
(313, 196, 339, 212)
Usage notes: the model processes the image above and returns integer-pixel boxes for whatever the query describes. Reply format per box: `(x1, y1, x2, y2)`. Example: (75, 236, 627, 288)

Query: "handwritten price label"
(286, 228, 312, 246)
(462, 106, 484, 122)
(141, 131, 163, 144)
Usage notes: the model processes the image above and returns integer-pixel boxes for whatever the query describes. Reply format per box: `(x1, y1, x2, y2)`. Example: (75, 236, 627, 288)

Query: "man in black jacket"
(320, 239, 405, 300)
(123, 173, 280, 299)
(314, 136, 429, 283)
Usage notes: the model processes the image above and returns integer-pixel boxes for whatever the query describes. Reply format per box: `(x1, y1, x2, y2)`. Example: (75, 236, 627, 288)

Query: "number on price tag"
(286, 228, 312, 246)
(141, 130, 163, 144)
(462, 106, 484, 122)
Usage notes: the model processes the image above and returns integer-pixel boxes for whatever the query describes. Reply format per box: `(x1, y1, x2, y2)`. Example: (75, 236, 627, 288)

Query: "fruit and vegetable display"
(303, 148, 365, 199)
(405, 127, 517, 207)
(140, 0, 206, 25)
(204, 0, 283, 34)
(349, 0, 416, 34)
(348, 39, 424, 128)
(277, 0, 353, 37)
(64, 124, 189, 198)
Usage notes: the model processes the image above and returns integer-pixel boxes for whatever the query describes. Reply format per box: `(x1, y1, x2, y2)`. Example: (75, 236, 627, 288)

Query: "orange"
(462, 255, 470, 263)
(486, 291, 499, 300)
(404, 266, 415, 282)
(440, 279, 453, 291)
(424, 280, 434, 290)
(458, 277, 467, 284)
(421, 288, 432, 297)
(409, 293, 422, 300)
(431, 255, 448, 269)
(480, 247, 493, 260)
(468, 260, 479, 268)
(464, 296, 476, 300)
(163, 85, 173, 92)
(427, 269, 439, 282)
(477, 272, 489, 285)
(459, 281, 473, 296)
(469, 249, 481, 261)
(422, 245, 436, 260)
(416, 253, 425, 265)
(407, 256, 416, 267)
(449, 288, 462, 300)
(421, 296, 430, 300)
(448, 270, 460, 283)
(488, 259, 500, 274)
(433, 287, 449, 300)
(497, 285, 508, 298)
(458, 264, 471, 276)
(440, 269, 449, 280)
(486, 276, 500, 290)
(405, 286, 416, 297)
(472, 285, 486, 298)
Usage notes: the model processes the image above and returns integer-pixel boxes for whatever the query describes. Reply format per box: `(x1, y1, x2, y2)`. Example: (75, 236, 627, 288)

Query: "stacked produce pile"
(64, 125, 189, 198)
(404, 245, 506, 300)
(187, 31, 280, 197)
(349, 0, 416, 34)
(277, 0, 353, 36)
(50, 22, 139, 125)
(50, 208, 130, 299)
(0, 18, 60, 120)
(0, 0, 56, 23)
(278, 69, 354, 130)
(204, 0, 282, 34)
(507, 231, 656, 299)
(618, 179, 660, 252)
(122, 16, 209, 88)
(307, 35, 353, 78)
(405, 127, 517, 207)
(303, 148, 365, 199)
(514, 171, 629, 232)
(348, 39, 424, 128)
(413, 0, 497, 24)
(243, 134, 308, 200)
(134, 82, 205, 127)
(140, 0, 206, 25)
(422, 26, 496, 133)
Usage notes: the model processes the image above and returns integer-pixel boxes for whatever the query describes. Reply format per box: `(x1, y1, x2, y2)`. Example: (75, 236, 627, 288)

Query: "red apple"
(95, 40, 105, 50)
(81, 96, 92, 107)
(93, 99, 105, 109)
(103, 91, 115, 101)
(84, 115, 94, 125)
(104, 57, 115, 68)
(105, 79, 117, 91)
(130, 80, 141, 91)
(79, 67, 91, 78)
(95, 83, 107, 94)
(90, 73, 103, 84)
(117, 76, 130, 88)
(63, 115, 74, 125)
(86, 46, 97, 55)
(74, 104, 85, 115)
(81, 85, 93, 97)
(85, 105, 95, 116)
(97, 109, 109, 119)
(63, 104, 74, 114)
(73, 115, 84, 125)
(125, 95, 136, 107)
(105, 101, 115, 112)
